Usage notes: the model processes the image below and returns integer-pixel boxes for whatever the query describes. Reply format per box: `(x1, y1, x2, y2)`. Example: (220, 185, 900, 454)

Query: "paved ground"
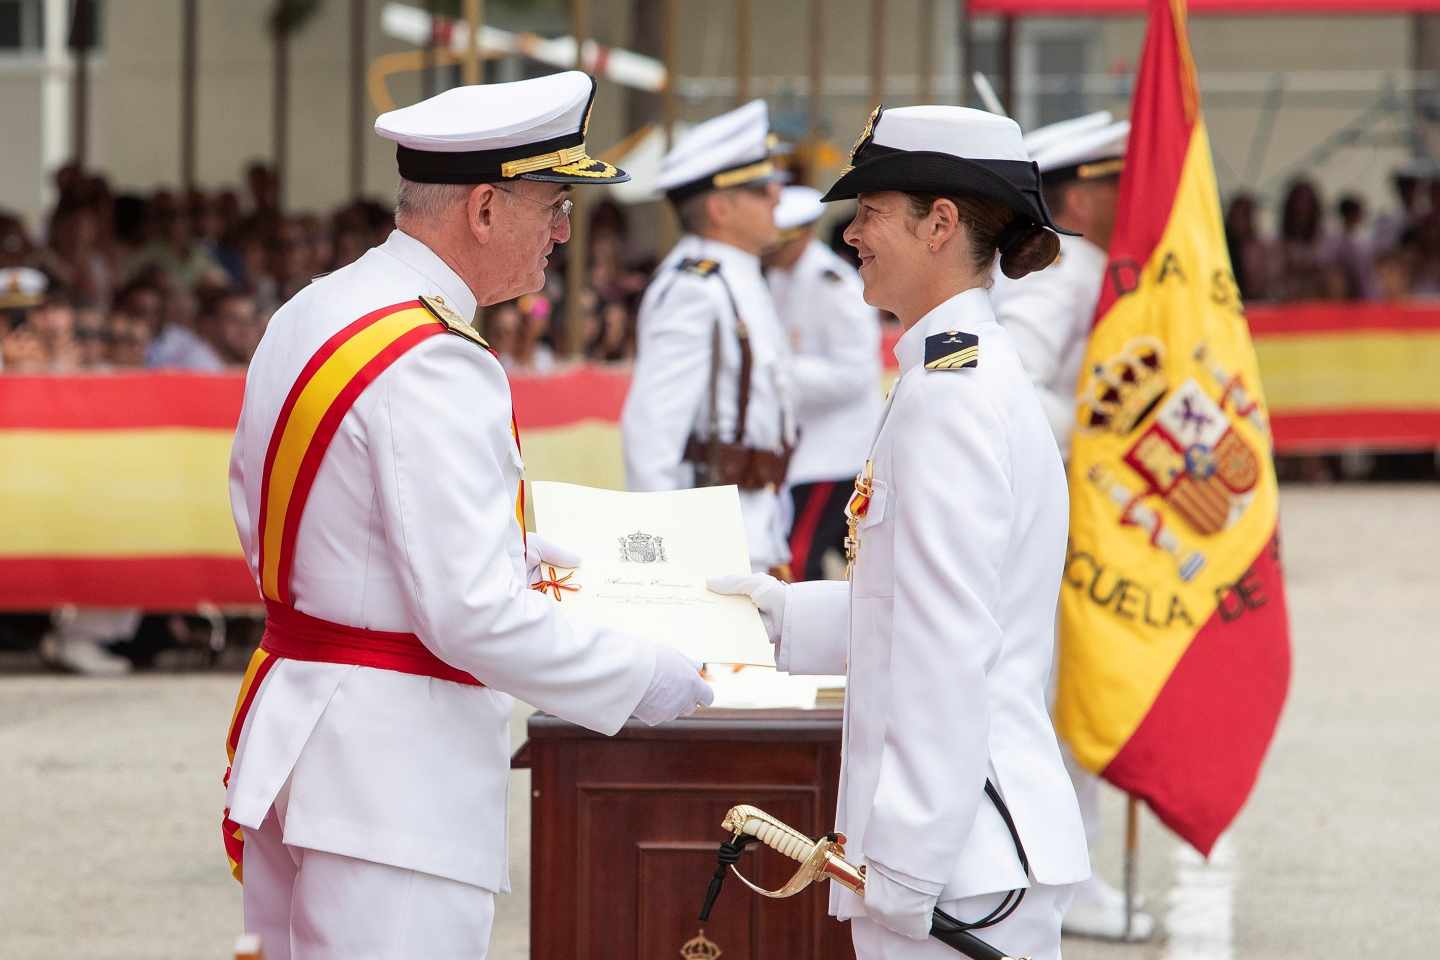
(1, 485, 1437, 958)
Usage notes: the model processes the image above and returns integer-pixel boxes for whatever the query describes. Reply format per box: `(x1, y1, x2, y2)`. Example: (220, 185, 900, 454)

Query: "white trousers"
(851, 883, 1075, 960)
(241, 789, 494, 960)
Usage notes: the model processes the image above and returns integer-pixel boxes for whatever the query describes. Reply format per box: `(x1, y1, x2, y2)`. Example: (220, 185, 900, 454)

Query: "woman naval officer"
(710, 105, 1091, 960)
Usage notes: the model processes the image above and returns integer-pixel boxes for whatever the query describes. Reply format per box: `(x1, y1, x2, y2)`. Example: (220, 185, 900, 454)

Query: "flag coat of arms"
(1056, 0, 1291, 856)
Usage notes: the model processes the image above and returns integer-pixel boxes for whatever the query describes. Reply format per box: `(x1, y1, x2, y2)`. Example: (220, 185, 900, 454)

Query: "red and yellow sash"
(222, 297, 525, 882)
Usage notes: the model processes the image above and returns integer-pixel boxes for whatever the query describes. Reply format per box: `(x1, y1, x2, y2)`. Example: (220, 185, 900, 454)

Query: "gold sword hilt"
(719, 804, 866, 898)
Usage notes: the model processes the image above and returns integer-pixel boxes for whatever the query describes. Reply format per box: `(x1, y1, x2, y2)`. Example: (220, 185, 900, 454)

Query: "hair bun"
(999, 224, 1060, 280)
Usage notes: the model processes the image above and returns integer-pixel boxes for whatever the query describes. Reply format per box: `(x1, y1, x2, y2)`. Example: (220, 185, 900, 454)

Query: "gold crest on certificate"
(529, 482, 775, 667)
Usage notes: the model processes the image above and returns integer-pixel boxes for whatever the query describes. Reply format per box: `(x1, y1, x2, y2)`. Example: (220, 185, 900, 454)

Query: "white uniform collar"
(377, 229, 479, 322)
(893, 287, 994, 374)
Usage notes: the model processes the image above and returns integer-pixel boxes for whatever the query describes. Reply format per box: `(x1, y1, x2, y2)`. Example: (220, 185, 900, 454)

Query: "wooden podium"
(516, 708, 856, 960)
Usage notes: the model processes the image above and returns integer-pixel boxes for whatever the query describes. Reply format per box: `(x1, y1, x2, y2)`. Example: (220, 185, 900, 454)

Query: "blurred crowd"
(0, 161, 657, 377)
(1224, 164, 1440, 303)
(12, 159, 1440, 380)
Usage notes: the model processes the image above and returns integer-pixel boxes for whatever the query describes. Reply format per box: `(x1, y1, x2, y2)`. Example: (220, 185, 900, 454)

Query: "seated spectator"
(514, 293, 557, 374)
(484, 301, 522, 363)
(1372, 162, 1428, 254)
(1328, 193, 1377, 300)
(73, 306, 109, 367)
(1225, 192, 1271, 302)
(1373, 247, 1413, 300)
(146, 275, 221, 371)
(1270, 178, 1345, 301)
(28, 287, 82, 372)
(588, 298, 635, 363)
(107, 310, 152, 368)
(195, 285, 263, 366)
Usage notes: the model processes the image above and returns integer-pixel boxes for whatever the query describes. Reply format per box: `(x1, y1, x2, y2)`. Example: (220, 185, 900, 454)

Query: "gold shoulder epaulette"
(420, 294, 491, 349)
(677, 257, 721, 278)
(923, 330, 980, 371)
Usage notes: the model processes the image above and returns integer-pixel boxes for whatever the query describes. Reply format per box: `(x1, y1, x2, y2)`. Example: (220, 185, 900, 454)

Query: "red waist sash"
(260, 599, 482, 687)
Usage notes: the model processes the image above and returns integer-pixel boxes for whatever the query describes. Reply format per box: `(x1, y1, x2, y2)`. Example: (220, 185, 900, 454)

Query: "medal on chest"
(843, 459, 874, 578)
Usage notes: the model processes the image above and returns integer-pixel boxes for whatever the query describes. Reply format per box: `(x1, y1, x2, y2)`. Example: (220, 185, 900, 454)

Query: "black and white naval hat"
(1028, 112, 1130, 185)
(374, 71, 628, 185)
(657, 100, 780, 202)
(821, 104, 1074, 236)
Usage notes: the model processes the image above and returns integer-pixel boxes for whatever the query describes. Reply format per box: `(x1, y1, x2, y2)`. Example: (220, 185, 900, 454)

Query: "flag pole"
(1123, 794, 1140, 939)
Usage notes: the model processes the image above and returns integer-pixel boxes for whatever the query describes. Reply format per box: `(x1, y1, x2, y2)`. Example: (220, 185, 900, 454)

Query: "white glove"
(706, 573, 787, 647)
(863, 859, 941, 941)
(525, 532, 581, 587)
(632, 645, 715, 725)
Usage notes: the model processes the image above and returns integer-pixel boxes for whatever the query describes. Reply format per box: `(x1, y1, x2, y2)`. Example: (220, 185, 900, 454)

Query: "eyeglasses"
(494, 185, 574, 227)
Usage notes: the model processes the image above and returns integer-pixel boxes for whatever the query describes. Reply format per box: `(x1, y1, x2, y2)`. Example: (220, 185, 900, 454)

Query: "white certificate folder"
(529, 482, 774, 667)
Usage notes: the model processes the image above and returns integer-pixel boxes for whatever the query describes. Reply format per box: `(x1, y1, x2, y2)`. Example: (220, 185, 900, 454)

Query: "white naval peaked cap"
(374, 71, 628, 185)
(1022, 111, 1113, 158)
(821, 104, 1076, 236)
(657, 99, 777, 201)
(774, 186, 824, 231)
(1031, 118, 1130, 183)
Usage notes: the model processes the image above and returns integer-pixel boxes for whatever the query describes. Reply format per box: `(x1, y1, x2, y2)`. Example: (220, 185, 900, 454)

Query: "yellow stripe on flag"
(260, 307, 435, 600)
(1255, 331, 1440, 412)
(0, 429, 238, 556)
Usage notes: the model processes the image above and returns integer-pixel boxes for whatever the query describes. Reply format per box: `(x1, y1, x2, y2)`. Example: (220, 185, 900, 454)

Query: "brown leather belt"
(684, 436, 792, 490)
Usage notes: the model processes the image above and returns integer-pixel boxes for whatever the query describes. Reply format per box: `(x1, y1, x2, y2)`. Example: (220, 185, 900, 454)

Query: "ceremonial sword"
(698, 805, 1029, 960)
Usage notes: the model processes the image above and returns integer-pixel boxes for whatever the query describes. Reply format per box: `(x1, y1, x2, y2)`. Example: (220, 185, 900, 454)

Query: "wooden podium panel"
(519, 709, 856, 960)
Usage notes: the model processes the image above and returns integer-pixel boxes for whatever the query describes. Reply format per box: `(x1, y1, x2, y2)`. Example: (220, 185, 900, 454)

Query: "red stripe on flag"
(508, 367, 630, 428)
(1247, 301, 1440, 336)
(274, 322, 443, 605)
(1089, 0, 1196, 326)
(1100, 531, 1291, 855)
(0, 372, 244, 429)
(0, 556, 258, 610)
(1271, 410, 1440, 452)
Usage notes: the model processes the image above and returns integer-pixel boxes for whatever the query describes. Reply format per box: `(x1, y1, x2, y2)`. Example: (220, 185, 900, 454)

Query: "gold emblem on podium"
(680, 928, 722, 960)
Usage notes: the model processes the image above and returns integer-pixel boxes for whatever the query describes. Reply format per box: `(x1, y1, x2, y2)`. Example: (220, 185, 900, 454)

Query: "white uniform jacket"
(226, 230, 655, 892)
(779, 288, 1090, 919)
(622, 235, 795, 570)
(988, 234, 1106, 458)
(766, 239, 884, 485)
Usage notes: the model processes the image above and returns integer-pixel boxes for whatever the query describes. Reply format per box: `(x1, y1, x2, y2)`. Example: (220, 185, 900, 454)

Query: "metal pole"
(736, 0, 751, 104)
(870, 0, 885, 106)
(808, 0, 824, 135)
(181, 0, 197, 191)
(999, 14, 1016, 116)
(958, 0, 972, 107)
(350, 0, 366, 200)
(423, 0, 440, 98)
(1123, 795, 1140, 940)
(274, 25, 289, 212)
(660, 0, 678, 250)
(564, 0, 591, 359)
(918, 0, 934, 102)
(462, 0, 482, 84)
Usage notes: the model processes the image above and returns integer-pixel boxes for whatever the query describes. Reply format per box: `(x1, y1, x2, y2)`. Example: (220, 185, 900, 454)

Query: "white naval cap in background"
(374, 70, 628, 184)
(1029, 113, 1130, 183)
(656, 99, 779, 201)
(773, 185, 825, 232)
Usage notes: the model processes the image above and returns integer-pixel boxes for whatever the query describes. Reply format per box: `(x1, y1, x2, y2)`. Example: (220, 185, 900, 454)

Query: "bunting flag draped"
(1055, 0, 1291, 855)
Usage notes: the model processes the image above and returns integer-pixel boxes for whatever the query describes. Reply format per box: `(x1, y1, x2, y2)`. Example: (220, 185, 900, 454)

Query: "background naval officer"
(988, 113, 1156, 941)
(621, 100, 796, 576)
(713, 105, 1090, 960)
(762, 185, 882, 581)
(224, 73, 711, 959)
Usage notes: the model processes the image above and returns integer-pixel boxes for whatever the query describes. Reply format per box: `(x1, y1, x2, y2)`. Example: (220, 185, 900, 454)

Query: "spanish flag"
(1056, 0, 1290, 855)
